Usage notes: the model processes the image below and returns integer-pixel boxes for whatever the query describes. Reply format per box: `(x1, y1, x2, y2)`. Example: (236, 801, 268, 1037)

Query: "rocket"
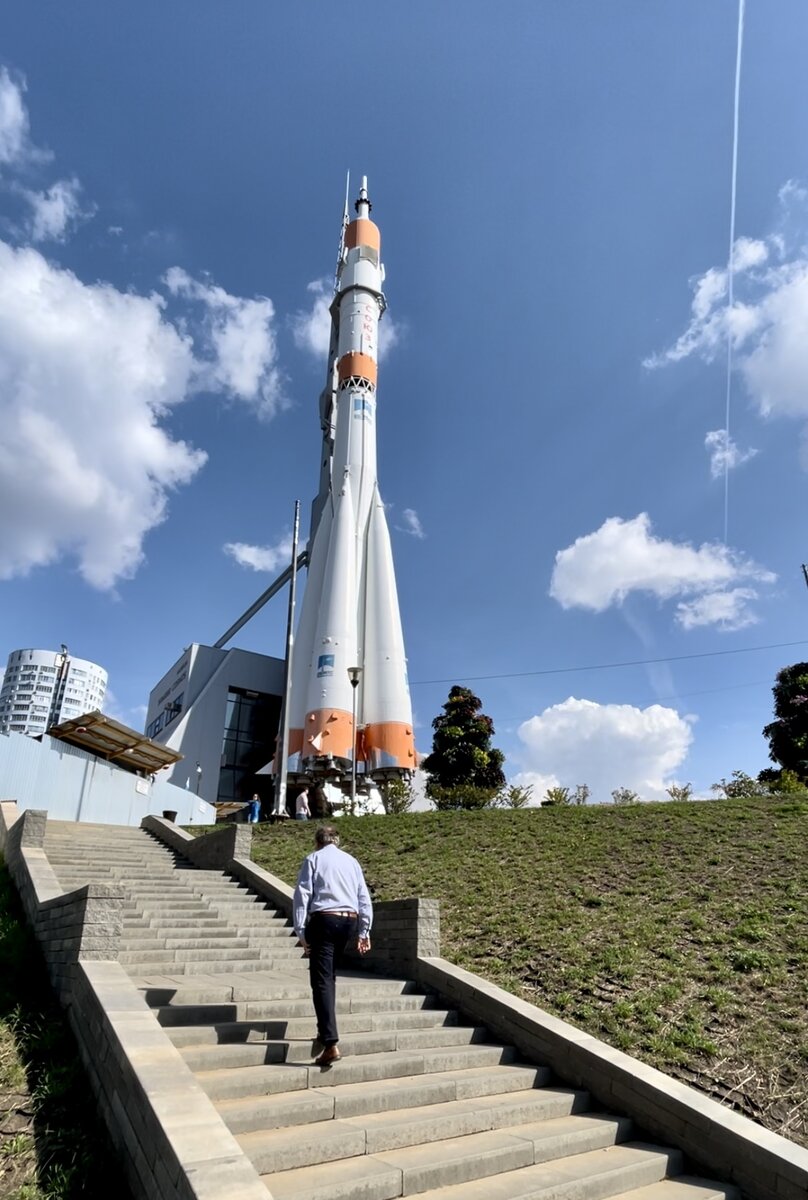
(286, 178, 415, 783)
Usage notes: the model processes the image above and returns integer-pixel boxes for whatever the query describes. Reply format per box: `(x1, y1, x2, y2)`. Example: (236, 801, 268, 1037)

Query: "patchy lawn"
(249, 797, 808, 1146)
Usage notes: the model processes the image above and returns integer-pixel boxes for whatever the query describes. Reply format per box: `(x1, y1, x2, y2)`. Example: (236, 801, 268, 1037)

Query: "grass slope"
(252, 797, 808, 1147)
(0, 864, 126, 1199)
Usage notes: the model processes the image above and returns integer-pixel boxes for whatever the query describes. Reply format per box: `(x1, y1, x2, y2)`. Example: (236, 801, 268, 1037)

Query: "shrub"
(429, 784, 497, 811)
(380, 776, 415, 814)
(612, 787, 640, 806)
(493, 784, 533, 809)
(711, 770, 767, 800)
(666, 783, 694, 802)
(544, 786, 572, 807)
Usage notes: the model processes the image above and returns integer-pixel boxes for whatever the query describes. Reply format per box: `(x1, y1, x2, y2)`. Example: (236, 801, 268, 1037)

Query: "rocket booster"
(288, 179, 415, 780)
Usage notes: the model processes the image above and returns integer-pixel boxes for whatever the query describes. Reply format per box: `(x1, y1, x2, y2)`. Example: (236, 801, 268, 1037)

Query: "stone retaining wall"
(141, 814, 251, 869)
(1, 803, 125, 1000)
(72, 959, 269, 1200)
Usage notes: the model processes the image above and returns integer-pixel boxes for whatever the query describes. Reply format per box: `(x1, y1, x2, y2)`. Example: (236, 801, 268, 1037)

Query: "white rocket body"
(288, 180, 415, 780)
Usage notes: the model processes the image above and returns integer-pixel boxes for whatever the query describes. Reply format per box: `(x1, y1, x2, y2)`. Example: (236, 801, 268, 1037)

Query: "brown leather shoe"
(315, 1044, 341, 1067)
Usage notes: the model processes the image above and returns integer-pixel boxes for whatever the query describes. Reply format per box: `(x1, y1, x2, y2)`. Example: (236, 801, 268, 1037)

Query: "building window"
(217, 687, 281, 806)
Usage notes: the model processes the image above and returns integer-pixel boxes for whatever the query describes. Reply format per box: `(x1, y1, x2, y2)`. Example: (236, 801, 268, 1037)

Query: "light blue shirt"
(293, 843, 373, 939)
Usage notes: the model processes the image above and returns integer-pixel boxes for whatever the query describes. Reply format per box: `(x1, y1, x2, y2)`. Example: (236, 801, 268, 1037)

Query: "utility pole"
(274, 501, 301, 817)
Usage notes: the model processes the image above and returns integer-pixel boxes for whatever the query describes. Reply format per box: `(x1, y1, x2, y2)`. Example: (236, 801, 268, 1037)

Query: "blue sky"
(2, 1, 808, 802)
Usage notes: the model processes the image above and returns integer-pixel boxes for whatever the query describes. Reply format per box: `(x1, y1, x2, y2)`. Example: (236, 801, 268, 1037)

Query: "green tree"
(666, 783, 694, 802)
(422, 686, 505, 807)
(572, 784, 590, 806)
(762, 663, 808, 783)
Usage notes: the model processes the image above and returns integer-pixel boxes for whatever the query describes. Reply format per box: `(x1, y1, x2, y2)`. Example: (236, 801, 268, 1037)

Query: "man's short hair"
(315, 825, 340, 848)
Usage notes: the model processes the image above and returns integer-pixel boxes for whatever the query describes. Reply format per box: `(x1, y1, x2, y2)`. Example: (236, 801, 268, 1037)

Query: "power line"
(491, 679, 772, 723)
(409, 638, 808, 688)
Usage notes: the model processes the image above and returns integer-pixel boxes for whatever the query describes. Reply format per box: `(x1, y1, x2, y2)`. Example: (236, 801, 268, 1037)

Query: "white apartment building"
(0, 647, 108, 737)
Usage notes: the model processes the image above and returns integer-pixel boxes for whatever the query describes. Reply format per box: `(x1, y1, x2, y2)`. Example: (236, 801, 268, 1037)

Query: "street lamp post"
(195, 762, 202, 796)
(347, 667, 362, 814)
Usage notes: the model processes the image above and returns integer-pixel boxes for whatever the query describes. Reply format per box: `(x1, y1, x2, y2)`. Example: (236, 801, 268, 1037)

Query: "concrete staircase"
(44, 821, 739, 1200)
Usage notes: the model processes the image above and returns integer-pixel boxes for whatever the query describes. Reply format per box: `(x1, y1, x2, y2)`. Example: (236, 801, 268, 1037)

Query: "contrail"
(723, 0, 746, 544)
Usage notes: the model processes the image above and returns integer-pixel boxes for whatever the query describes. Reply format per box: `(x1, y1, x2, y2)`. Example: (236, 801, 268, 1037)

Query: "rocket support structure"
(286, 179, 415, 785)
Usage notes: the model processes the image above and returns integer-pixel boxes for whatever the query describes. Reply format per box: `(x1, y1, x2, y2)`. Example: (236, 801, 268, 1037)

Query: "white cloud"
(0, 240, 209, 589)
(0, 67, 35, 166)
(646, 183, 808, 446)
(704, 429, 757, 480)
(292, 276, 401, 364)
(0, 71, 294, 592)
(675, 587, 760, 632)
(25, 177, 87, 242)
(163, 268, 284, 420)
(396, 508, 425, 539)
(515, 697, 694, 803)
(550, 513, 774, 630)
(292, 279, 332, 359)
(378, 313, 401, 361)
(224, 534, 293, 573)
(732, 236, 768, 272)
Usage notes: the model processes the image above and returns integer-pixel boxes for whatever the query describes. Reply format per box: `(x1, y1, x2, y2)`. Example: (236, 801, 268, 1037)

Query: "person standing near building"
(295, 786, 311, 821)
(248, 793, 261, 824)
(293, 825, 372, 1066)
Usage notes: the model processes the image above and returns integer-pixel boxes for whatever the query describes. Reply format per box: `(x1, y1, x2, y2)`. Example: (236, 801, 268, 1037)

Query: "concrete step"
(236, 927, 297, 939)
(154, 993, 441, 1029)
(223, 909, 290, 920)
(120, 886, 207, 896)
(217, 1078, 574, 1137)
(313, 1065, 554, 1119)
(121, 925, 238, 940)
(166, 1009, 461, 1047)
(143, 977, 423, 1008)
(195, 1044, 519, 1097)
(139, 918, 244, 930)
(606, 1181, 741, 1200)
(179, 1025, 488, 1068)
(262, 1141, 681, 1200)
(118, 946, 263, 965)
(119, 937, 253, 953)
(186, 882, 256, 893)
(126, 908, 220, 920)
(126, 957, 291, 977)
(242, 1108, 627, 1178)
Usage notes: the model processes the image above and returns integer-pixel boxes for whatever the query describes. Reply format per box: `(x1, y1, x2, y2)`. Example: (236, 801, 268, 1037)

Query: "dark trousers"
(306, 912, 357, 1046)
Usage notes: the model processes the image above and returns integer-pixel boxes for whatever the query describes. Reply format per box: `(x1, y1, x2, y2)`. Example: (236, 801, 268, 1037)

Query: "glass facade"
(217, 687, 281, 805)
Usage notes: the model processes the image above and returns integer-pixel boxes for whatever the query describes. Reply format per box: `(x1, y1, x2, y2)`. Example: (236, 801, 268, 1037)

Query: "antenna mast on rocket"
(333, 170, 350, 292)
